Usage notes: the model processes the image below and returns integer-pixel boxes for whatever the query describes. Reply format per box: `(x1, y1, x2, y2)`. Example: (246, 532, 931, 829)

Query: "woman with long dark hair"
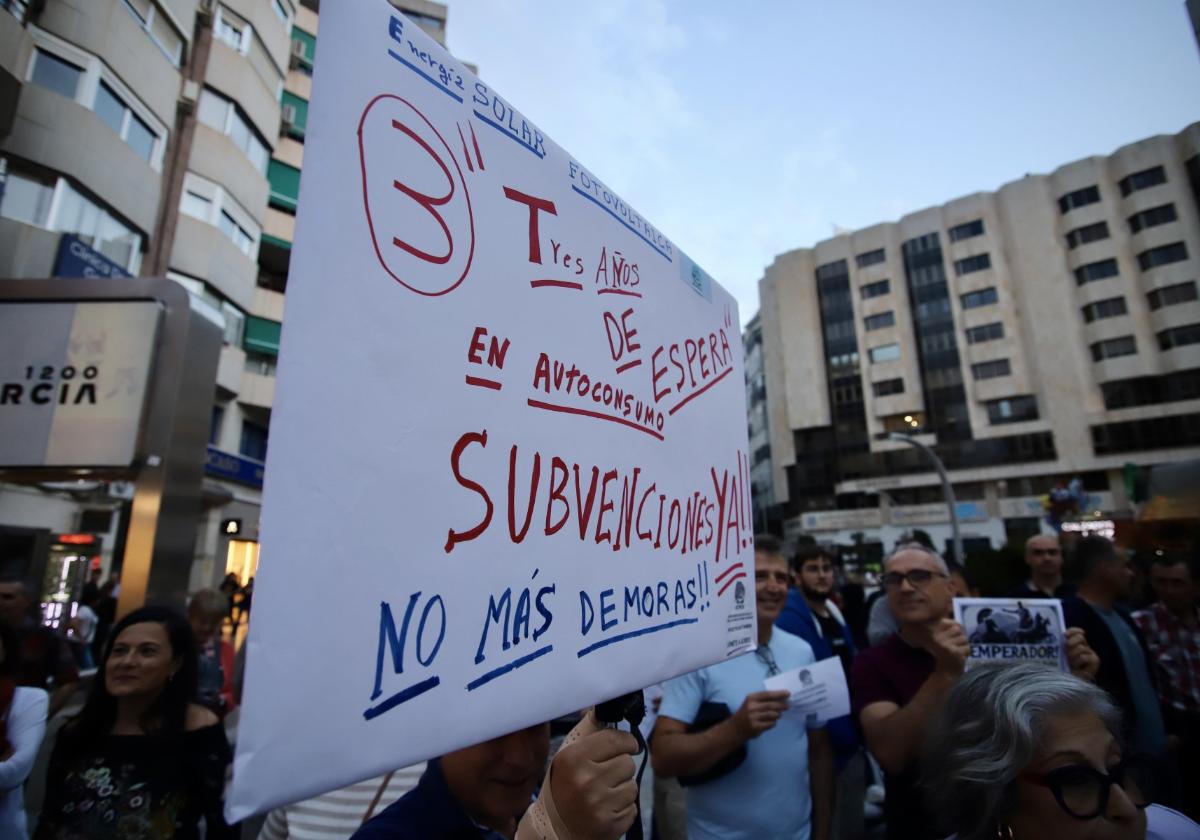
(34, 605, 235, 839)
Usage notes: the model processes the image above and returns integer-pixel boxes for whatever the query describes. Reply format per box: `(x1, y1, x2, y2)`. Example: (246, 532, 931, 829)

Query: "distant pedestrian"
(68, 591, 99, 670)
(0, 622, 49, 839)
(188, 590, 237, 719)
(34, 605, 235, 839)
(91, 580, 117, 664)
(1006, 535, 1076, 599)
(0, 578, 78, 718)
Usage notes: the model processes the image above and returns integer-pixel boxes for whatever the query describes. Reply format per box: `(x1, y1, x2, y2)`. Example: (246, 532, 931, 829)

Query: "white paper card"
(764, 657, 850, 726)
(953, 597, 1068, 672)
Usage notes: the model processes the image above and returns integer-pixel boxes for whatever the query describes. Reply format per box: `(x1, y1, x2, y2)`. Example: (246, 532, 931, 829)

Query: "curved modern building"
(759, 125, 1200, 554)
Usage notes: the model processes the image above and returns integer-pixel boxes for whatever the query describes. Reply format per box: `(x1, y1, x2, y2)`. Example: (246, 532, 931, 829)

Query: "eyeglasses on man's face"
(880, 569, 948, 590)
(1020, 756, 1153, 820)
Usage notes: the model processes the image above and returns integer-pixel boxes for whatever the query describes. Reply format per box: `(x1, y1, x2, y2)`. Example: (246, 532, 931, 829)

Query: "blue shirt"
(1091, 604, 1167, 755)
(659, 628, 818, 840)
(351, 759, 506, 840)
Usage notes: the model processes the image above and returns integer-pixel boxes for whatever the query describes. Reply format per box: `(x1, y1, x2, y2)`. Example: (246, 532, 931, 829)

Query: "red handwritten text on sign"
(358, 94, 475, 296)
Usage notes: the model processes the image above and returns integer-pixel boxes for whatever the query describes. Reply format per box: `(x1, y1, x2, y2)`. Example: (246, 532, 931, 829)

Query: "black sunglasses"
(880, 569, 947, 590)
(1020, 756, 1154, 820)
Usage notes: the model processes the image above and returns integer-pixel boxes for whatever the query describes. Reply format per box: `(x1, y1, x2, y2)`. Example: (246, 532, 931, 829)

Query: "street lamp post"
(885, 432, 963, 565)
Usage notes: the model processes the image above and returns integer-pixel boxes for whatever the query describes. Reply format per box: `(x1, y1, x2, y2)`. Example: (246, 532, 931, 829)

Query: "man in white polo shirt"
(650, 535, 833, 840)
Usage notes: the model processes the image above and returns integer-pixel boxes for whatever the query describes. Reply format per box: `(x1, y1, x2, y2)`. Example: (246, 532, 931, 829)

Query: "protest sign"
(227, 0, 753, 820)
(953, 598, 1068, 671)
(764, 658, 850, 727)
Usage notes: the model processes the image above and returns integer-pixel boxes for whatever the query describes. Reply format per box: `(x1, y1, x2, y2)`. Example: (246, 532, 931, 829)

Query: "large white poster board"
(228, 0, 753, 819)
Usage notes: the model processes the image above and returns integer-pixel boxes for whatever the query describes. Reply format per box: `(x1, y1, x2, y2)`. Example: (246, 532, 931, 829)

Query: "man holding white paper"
(651, 536, 834, 840)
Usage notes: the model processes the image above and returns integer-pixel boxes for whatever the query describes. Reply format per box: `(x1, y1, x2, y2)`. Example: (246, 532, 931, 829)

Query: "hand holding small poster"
(953, 598, 1068, 672)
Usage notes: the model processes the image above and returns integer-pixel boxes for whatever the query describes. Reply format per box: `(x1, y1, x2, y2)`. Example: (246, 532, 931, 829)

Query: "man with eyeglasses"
(651, 535, 834, 840)
(850, 543, 1099, 840)
(1006, 534, 1077, 599)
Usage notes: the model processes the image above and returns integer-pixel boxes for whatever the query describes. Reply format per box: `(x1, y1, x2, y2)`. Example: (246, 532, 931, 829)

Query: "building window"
(210, 405, 224, 445)
(986, 395, 1039, 424)
(92, 81, 157, 162)
(0, 162, 143, 271)
(1081, 297, 1128, 323)
(26, 35, 167, 168)
(0, 168, 54, 226)
(405, 10, 445, 32)
(239, 420, 269, 461)
(1158, 324, 1200, 351)
(120, 0, 184, 66)
(1147, 280, 1199, 310)
(860, 279, 890, 299)
(1065, 221, 1110, 249)
(1074, 258, 1119, 286)
(965, 322, 1004, 344)
(1092, 415, 1200, 455)
(868, 343, 901, 363)
(954, 253, 991, 276)
(197, 88, 269, 173)
(1058, 185, 1101, 214)
(272, 0, 290, 24)
(1100, 369, 1200, 410)
(948, 219, 985, 242)
(1091, 336, 1138, 362)
(1128, 203, 1177, 234)
(215, 6, 251, 53)
(1118, 165, 1167, 197)
(972, 359, 1012, 380)
(29, 49, 82, 98)
(864, 311, 895, 331)
(1137, 242, 1189, 272)
(872, 378, 904, 397)
(168, 272, 246, 344)
(960, 287, 998, 309)
(179, 172, 261, 257)
(855, 248, 885, 269)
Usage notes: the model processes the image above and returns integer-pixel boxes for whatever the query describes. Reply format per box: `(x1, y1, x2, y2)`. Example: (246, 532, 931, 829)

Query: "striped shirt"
(257, 764, 426, 840)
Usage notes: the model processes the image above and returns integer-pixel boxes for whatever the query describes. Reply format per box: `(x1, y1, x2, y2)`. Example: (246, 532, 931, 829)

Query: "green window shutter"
(268, 159, 301, 211)
(281, 91, 308, 139)
(244, 316, 282, 356)
(261, 233, 292, 250)
(291, 26, 316, 68)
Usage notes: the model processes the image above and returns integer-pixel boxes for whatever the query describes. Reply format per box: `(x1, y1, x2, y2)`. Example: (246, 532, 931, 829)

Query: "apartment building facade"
(760, 124, 1200, 555)
(0, 0, 449, 599)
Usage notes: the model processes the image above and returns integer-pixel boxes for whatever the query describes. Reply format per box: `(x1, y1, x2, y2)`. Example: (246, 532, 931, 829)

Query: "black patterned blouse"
(34, 723, 235, 840)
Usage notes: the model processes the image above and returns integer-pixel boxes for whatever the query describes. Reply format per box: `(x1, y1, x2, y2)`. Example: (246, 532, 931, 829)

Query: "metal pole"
(886, 432, 963, 565)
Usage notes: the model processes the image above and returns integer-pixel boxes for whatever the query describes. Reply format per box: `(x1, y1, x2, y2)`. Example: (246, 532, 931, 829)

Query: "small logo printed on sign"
(799, 669, 813, 687)
(358, 94, 475, 296)
(734, 580, 746, 609)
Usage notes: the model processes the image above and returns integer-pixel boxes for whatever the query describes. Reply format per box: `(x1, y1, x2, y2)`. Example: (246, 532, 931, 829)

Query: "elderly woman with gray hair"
(923, 662, 1198, 840)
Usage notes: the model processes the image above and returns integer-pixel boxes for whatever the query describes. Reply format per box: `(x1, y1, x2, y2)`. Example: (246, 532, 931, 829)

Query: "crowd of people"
(0, 532, 1194, 839)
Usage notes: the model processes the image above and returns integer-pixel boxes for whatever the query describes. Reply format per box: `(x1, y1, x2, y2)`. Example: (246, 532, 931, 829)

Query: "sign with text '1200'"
(228, 0, 751, 820)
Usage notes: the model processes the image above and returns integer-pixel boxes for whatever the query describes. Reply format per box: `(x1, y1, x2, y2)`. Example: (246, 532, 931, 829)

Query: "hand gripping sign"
(227, 0, 752, 820)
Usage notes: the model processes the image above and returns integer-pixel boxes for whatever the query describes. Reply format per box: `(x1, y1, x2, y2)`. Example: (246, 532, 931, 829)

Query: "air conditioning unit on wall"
(281, 104, 297, 127)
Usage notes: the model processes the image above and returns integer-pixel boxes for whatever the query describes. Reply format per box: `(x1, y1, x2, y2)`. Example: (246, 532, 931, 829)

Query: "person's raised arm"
(859, 619, 966, 776)
(649, 690, 790, 779)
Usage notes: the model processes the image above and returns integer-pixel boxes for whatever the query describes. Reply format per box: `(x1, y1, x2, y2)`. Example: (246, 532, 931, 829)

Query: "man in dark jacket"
(1061, 535, 1166, 758)
(777, 546, 862, 840)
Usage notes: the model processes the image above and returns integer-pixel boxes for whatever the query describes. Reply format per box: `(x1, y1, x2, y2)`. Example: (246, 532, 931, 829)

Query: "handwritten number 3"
(391, 118, 454, 265)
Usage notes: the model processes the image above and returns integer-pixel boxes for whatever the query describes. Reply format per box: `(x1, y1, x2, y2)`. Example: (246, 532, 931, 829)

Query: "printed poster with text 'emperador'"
(227, 0, 754, 820)
(953, 598, 1069, 672)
